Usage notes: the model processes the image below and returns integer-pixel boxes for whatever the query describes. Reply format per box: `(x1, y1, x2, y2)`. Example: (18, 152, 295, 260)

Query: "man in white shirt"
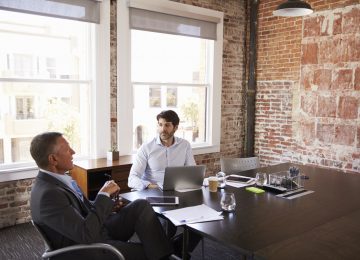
(128, 110, 200, 258)
(128, 110, 196, 190)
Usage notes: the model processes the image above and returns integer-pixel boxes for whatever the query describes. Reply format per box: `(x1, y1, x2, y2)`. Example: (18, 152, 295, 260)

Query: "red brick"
(0, 203, 8, 209)
(355, 67, 360, 90)
(334, 125, 356, 146)
(301, 94, 317, 116)
(317, 96, 336, 117)
(338, 96, 358, 119)
(320, 15, 332, 36)
(333, 12, 342, 35)
(314, 69, 332, 90)
(301, 43, 318, 64)
(300, 121, 316, 145)
(343, 6, 360, 34)
(317, 123, 334, 143)
(331, 69, 353, 90)
(303, 16, 322, 37)
(9, 201, 28, 207)
(300, 66, 313, 90)
(319, 36, 359, 63)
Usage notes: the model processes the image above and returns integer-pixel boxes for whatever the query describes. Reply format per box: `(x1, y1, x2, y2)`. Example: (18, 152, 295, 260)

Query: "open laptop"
(157, 165, 206, 191)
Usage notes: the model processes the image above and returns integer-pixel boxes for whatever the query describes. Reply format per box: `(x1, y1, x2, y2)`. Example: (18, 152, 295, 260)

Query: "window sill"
(0, 167, 38, 182)
(192, 144, 220, 155)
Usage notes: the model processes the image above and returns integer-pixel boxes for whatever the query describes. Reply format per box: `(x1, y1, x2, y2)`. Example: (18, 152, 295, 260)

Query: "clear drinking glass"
(216, 172, 226, 188)
(220, 192, 236, 212)
(255, 173, 267, 186)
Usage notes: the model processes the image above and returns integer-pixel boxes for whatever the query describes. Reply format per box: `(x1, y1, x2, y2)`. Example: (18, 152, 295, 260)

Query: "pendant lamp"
(273, 0, 313, 17)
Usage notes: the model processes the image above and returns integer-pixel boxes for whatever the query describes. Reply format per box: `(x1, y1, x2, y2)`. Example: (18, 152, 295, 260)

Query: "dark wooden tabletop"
(120, 163, 360, 260)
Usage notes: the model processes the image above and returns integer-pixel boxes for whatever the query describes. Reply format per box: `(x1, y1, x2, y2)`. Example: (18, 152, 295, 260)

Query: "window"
(16, 96, 34, 119)
(149, 86, 161, 107)
(118, 0, 223, 155)
(0, 1, 111, 172)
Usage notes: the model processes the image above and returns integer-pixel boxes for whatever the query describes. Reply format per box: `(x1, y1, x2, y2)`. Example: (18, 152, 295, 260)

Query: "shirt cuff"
(98, 191, 110, 197)
(142, 181, 152, 190)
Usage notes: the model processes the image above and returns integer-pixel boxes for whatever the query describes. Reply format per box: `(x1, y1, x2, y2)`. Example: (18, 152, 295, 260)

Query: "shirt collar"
(39, 168, 74, 189)
(156, 135, 179, 146)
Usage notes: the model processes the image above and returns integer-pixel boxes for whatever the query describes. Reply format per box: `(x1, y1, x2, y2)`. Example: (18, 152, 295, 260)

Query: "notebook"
(157, 165, 206, 191)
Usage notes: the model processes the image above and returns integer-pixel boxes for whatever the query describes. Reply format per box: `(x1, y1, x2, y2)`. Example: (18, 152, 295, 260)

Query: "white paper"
(162, 204, 223, 226)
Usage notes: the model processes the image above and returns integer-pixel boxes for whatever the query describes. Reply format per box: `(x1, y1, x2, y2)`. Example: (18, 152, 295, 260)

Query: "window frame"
(117, 0, 223, 156)
(0, 0, 111, 181)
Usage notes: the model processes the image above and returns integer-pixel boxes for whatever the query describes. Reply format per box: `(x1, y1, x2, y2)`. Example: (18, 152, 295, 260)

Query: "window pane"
(132, 84, 207, 149)
(149, 87, 161, 107)
(166, 87, 177, 107)
(11, 137, 32, 162)
(0, 10, 92, 168)
(131, 29, 213, 152)
(131, 30, 212, 84)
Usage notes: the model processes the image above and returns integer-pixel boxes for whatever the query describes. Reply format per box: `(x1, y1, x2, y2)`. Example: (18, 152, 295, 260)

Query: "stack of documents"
(225, 175, 256, 188)
(162, 204, 223, 226)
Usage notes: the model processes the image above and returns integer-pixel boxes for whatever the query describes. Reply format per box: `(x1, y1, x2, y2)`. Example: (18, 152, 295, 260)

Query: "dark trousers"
(105, 199, 173, 260)
(162, 218, 202, 257)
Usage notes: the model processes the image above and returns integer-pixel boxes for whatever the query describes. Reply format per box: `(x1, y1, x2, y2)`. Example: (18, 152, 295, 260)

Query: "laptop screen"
(160, 165, 206, 191)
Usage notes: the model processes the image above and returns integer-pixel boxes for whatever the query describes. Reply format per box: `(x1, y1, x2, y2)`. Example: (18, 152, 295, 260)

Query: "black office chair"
(31, 220, 125, 260)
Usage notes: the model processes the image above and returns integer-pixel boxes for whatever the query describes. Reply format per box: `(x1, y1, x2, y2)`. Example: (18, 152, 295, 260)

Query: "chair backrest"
(220, 157, 260, 175)
(31, 220, 125, 259)
(31, 220, 53, 250)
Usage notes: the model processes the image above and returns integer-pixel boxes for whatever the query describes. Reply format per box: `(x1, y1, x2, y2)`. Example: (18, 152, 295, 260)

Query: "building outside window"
(15, 96, 34, 120)
(149, 86, 161, 107)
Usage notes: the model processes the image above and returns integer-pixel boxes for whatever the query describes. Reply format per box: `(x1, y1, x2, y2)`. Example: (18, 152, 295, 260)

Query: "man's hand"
(147, 183, 158, 189)
(99, 180, 120, 196)
(112, 192, 126, 212)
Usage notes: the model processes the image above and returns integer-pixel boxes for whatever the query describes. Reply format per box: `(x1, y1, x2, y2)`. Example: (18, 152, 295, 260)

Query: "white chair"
(31, 220, 125, 260)
(220, 157, 260, 175)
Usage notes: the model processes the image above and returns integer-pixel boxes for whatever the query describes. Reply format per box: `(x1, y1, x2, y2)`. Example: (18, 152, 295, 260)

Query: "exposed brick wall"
(255, 0, 360, 173)
(0, 179, 34, 229)
(181, 0, 247, 174)
(110, 0, 118, 147)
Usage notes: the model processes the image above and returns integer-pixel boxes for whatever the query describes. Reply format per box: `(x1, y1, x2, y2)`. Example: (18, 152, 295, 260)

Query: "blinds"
(129, 7, 218, 40)
(0, 0, 100, 23)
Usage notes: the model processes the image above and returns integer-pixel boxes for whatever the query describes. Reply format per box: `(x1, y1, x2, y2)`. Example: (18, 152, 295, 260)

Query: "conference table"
(120, 163, 360, 260)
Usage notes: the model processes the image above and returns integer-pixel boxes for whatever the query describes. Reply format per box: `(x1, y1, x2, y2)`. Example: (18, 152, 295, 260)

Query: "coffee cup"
(208, 176, 218, 192)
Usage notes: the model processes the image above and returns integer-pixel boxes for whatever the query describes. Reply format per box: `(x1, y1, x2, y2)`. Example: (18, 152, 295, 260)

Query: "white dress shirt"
(39, 168, 109, 198)
(128, 135, 196, 190)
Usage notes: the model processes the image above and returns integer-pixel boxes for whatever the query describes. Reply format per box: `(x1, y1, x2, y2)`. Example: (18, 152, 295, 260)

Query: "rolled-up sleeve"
(184, 142, 196, 166)
(128, 146, 150, 190)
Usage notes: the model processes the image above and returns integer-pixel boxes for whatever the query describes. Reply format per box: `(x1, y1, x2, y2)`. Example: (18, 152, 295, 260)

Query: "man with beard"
(128, 110, 196, 190)
(128, 110, 200, 258)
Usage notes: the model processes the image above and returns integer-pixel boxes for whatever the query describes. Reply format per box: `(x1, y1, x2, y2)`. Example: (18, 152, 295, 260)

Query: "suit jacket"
(31, 171, 114, 258)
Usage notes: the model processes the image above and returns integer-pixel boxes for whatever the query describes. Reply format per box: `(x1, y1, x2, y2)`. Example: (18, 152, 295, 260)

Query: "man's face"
(51, 136, 75, 174)
(158, 118, 178, 142)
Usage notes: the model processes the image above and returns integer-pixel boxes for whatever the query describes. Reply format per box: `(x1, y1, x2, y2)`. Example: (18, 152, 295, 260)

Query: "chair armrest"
(42, 243, 125, 260)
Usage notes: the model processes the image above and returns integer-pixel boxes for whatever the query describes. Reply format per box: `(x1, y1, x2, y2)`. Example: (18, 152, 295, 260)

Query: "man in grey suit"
(30, 132, 173, 260)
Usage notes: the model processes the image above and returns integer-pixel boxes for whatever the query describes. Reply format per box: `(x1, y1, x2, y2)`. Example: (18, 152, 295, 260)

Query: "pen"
(180, 216, 204, 223)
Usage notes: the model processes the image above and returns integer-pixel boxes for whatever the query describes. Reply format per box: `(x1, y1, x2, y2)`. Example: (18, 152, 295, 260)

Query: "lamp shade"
(273, 0, 313, 17)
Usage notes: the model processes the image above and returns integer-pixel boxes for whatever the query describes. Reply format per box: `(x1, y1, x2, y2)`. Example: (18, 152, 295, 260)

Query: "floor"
(0, 222, 243, 260)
